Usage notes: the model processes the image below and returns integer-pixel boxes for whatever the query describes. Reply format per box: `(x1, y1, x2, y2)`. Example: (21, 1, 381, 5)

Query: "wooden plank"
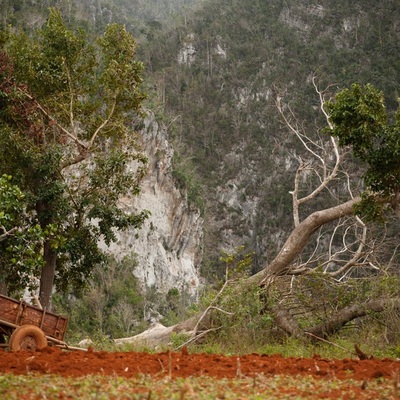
(0, 295, 22, 325)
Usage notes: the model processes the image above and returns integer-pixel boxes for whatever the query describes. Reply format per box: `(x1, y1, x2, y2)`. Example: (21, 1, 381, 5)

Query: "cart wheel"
(9, 325, 48, 351)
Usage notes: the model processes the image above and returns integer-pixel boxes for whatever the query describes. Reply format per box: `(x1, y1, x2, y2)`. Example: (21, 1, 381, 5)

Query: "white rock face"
(215, 43, 227, 59)
(106, 115, 203, 298)
(177, 33, 196, 65)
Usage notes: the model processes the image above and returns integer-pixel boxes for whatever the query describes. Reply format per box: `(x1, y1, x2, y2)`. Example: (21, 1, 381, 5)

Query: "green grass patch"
(0, 373, 397, 399)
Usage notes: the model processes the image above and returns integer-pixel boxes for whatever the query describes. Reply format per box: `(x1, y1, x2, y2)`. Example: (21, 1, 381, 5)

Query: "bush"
(54, 254, 146, 343)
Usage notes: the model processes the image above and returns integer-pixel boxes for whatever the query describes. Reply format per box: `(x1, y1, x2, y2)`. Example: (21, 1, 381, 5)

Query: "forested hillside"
(142, 0, 400, 276)
(0, 0, 202, 41)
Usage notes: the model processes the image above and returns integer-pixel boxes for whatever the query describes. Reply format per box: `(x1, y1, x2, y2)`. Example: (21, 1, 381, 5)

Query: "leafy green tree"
(0, 174, 44, 296)
(0, 175, 25, 244)
(0, 9, 149, 308)
(327, 83, 400, 222)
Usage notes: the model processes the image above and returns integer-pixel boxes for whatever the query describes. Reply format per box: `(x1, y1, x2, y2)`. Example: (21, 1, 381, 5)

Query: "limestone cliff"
(107, 114, 203, 297)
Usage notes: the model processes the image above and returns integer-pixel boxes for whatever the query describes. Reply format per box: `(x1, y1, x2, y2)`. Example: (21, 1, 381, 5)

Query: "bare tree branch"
(277, 80, 341, 227)
(63, 60, 77, 139)
(329, 216, 368, 278)
(88, 94, 118, 148)
(192, 277, 232, 337)
(247, 196, 362, 286)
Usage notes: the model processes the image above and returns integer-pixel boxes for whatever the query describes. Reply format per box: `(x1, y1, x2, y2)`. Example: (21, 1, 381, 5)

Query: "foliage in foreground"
(0, 372, 397, 400)
(180, 247, 400, 359)
(55, 247, 400, 361)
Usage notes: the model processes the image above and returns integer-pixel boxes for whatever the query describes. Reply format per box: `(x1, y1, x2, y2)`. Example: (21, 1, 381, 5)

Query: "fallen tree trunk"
(112, 196, 397, 348)
(113, 297, 400, 349)
(114, 315, 208, 348)
(248, 196, 361, 286)
(306, 299, 400, 339)
(114, 323, 176, 347)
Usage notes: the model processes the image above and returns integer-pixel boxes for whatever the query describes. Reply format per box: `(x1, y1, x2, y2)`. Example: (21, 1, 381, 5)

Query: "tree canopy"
(327, 83, 400, 222)
(0, 175, 44, 295)
(0, 9, 149, 308)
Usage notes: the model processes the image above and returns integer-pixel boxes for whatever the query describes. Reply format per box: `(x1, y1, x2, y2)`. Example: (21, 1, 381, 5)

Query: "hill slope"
(143, 0, 400, 275)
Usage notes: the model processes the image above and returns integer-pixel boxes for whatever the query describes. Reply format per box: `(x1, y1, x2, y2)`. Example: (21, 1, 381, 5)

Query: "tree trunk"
(39, 239, 57, 310)
(270, 304, 302, 337)
(113, 315, 211, 348)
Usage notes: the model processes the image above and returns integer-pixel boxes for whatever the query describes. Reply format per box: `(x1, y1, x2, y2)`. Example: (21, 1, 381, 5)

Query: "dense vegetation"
(5, 0, 399, 275)
(1, 0, 400, 351)
(145, 0, 400, 272)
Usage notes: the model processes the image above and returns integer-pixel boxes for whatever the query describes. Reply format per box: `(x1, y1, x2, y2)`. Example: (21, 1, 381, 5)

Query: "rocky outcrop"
(107, 114, 203, 298)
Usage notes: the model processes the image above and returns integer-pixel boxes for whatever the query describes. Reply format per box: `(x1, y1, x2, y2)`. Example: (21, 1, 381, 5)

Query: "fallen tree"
(113, 82, 400, 349)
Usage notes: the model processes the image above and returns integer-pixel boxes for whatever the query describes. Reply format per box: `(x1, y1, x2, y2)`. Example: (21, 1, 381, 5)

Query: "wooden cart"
(0, 293, 70, 351)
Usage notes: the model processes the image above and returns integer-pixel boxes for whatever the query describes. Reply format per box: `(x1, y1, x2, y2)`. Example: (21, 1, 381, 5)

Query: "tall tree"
(0, 9, 149, 308)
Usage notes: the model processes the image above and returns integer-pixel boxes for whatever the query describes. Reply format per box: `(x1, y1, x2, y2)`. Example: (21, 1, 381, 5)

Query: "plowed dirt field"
(1, 347, 399, 399)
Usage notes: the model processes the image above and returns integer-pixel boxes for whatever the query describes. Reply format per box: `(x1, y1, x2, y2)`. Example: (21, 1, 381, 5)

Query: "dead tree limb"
(306, 299, 400, 338)
(248, 196, 361, 286)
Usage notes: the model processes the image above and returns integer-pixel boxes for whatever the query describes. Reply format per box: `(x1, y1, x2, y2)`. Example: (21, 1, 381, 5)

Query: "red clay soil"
(0, 346, 399, 381)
